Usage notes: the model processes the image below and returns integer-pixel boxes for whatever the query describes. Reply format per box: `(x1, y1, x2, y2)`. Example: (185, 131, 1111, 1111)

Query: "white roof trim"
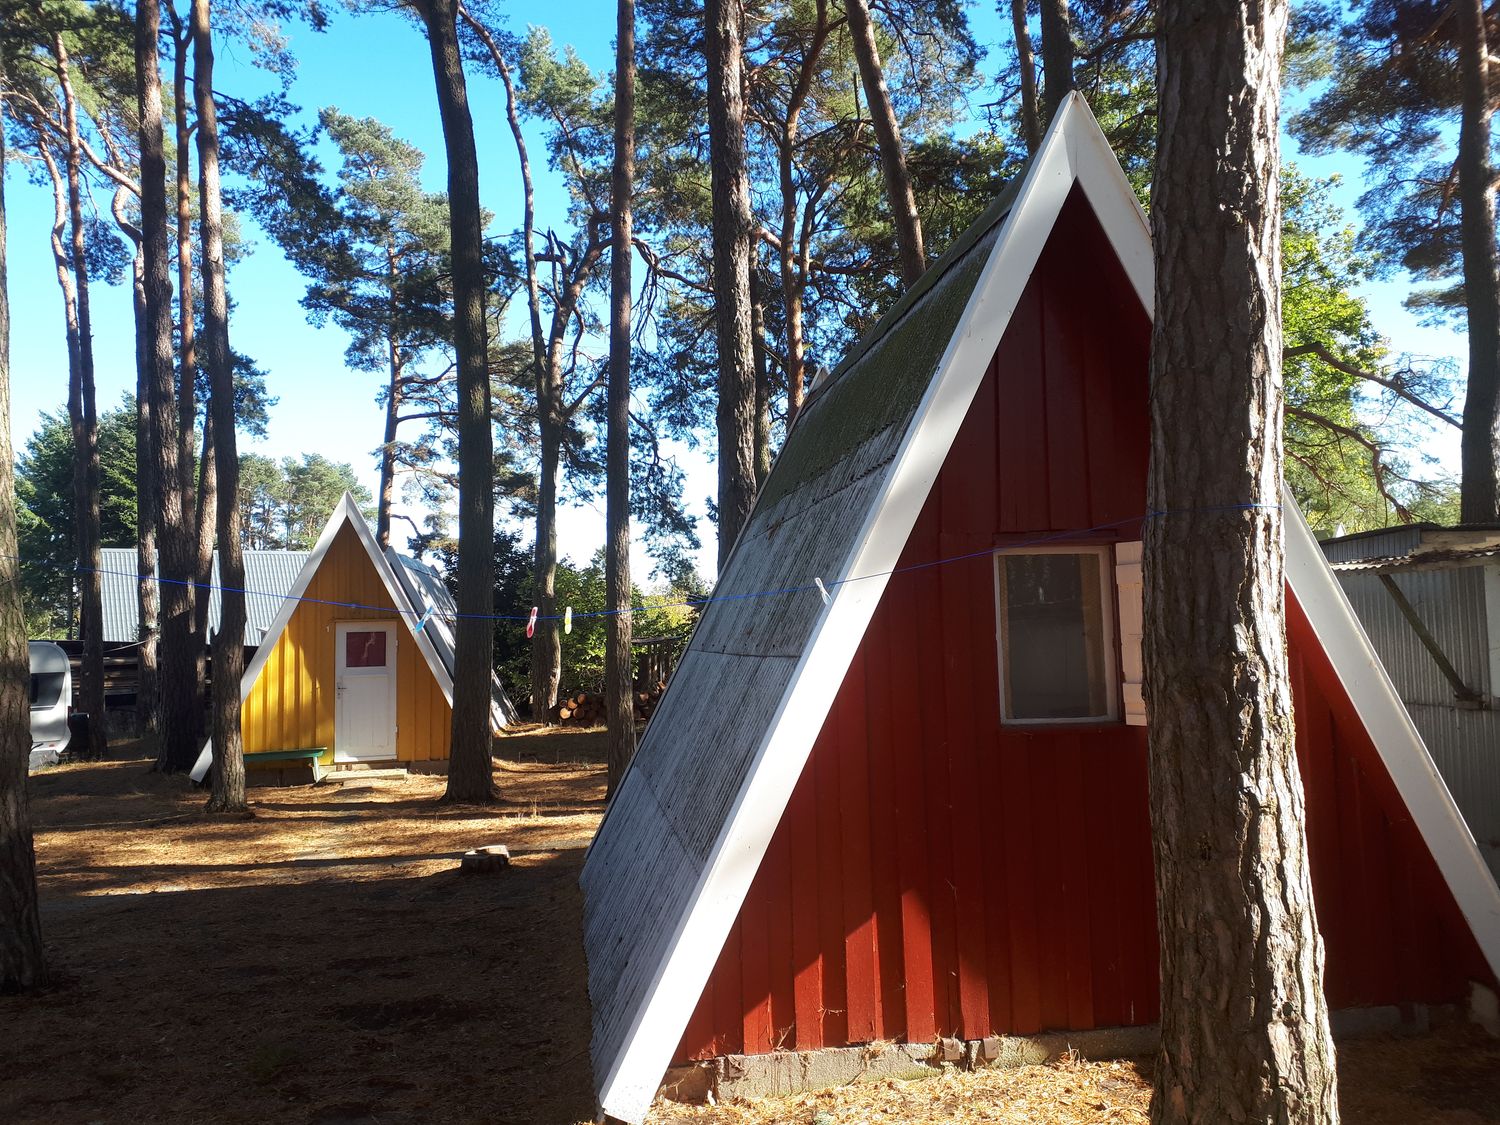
(189, 494, 455, 782)
(596, 91, 1136, 1123)
(593, 91, 1500, 1123)
(1284, 494, 1500, 979)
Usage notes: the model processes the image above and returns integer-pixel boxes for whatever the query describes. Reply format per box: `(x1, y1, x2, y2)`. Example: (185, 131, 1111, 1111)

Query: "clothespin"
(526, 606, 539, 638)
(563, 606, 573, 635)
(813, 577, 831, 606)
(415, 604, 436, 630)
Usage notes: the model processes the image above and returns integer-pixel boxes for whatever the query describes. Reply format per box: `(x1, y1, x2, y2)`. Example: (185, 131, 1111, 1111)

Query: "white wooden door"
(334, 621, 397, 762)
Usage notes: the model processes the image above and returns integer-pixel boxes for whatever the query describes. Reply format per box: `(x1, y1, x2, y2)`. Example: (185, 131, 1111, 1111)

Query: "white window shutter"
(1116, 541, 1147, 726)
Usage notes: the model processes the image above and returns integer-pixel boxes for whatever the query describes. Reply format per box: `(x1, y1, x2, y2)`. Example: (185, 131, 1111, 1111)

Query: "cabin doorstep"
(189, 494, 517, 785)
(579, 94, 1500, 1125)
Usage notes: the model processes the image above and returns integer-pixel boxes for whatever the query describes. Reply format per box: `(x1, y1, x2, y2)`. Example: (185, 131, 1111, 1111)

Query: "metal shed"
(98, 547, 310, 645)
(1322, 525, 1500, 880)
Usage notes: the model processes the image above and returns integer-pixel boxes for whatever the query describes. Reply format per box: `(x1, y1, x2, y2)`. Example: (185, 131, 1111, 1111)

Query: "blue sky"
(5, 0, 1467, 586)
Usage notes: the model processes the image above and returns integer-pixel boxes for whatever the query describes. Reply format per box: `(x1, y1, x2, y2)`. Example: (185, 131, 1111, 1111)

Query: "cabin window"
(344, 629, 389, 669)
(995, 546, 1118, 723)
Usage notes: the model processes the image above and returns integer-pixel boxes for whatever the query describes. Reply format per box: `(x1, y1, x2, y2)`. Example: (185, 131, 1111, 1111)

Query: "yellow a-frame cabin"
(191, 494, 516, 784)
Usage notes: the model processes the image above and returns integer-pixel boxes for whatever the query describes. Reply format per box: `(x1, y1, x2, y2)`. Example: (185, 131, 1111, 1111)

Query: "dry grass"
(645, 1023, 1500, 1125)
(647, 1053, 1152, 1125)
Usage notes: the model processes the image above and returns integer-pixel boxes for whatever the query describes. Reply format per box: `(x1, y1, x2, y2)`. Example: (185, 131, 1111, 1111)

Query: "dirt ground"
(3, 728, 606, 1125)
(5, 732, 1500, 1125)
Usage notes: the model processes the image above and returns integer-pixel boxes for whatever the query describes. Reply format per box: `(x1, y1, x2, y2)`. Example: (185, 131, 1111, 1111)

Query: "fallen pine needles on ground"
(643, 1020, 1500, 1125)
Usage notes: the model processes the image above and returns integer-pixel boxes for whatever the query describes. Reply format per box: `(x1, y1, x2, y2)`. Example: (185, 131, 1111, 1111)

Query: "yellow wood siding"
(240, 524, 452, 764)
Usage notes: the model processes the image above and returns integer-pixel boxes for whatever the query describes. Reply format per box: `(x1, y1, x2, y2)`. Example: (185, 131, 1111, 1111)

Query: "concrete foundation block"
(661, 1042, 940, 1105)
(1329, 1003, 1431, 1039)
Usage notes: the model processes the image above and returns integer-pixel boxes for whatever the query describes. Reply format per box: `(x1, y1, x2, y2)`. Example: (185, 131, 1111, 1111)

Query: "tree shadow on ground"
(5, 859, 596, 1125)
(5, 745, 602, 1125)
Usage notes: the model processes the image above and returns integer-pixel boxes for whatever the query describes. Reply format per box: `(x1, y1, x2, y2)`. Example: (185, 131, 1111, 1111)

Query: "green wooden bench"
(244, 748, 327, 785)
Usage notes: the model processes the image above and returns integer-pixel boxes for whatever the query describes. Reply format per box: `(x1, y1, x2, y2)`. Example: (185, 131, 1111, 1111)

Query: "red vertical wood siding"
(674, 191, 1492, 1062)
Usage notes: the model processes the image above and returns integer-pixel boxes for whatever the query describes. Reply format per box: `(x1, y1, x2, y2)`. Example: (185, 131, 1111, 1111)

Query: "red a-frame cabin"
(581, 95, 1500, 1125)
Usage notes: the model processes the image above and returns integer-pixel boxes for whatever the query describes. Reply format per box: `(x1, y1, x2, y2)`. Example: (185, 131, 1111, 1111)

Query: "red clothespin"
(526, 606, 539, 638)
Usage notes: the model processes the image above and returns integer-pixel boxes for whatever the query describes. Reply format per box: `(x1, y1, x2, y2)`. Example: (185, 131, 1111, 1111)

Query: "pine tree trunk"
(0, 86, 49, 995)
(772, 7, 830, 432)
(1456, 0, 1500, 522)
(1011, 0, 1041, 154)
(130, 247, 161, 743)
(531, 425, 561, 722)
(458, 4, 546, 382)
(172, 6, 212, 735)
(705, 0, 758, 569)
(606, 0, 638, 798)
(140, 0, 201, 773)
(749, 266, 772, 485)
(460, 7, 560, 729)
(377, 338, 402, 549)
(845, 0, 925, 286)
(773, 9, 828, 429)
(192, 410, 216, 647)
(191, 0, 247, 813)
(1147, 0, 1338, 1121)
(172, 13, 197, 512)
(1039, 0, 1073, 125)
(776, 144, 807, 425)
(55, 36, 108, 761)
(419, 0, 497, 804)
(39, 148, 83, 616)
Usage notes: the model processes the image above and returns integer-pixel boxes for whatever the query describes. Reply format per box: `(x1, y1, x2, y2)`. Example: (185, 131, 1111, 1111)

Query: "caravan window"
(995, 547, 1118, 723)
(30, 672, 65, 710)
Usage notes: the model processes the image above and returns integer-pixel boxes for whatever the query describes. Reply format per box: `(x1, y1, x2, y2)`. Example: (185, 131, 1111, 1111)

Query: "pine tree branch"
(1284, 340, 1460, 428)
(1285, 402, 1415, 521)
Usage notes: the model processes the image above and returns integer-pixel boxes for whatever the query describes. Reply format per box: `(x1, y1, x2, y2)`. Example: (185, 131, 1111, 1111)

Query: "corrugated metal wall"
(1321, 526, 1423, 565)
(1336, 566, 1500, 880)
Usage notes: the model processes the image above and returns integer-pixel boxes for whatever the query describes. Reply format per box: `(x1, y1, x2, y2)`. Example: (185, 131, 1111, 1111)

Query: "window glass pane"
(29, 673, 64, 710)
(345, 630, 388, 669)
(999, 552, 1109, 720)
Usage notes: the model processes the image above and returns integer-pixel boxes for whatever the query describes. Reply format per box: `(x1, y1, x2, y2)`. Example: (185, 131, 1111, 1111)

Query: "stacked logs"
(634, 680, 668, 723)
(554, 692, 604, 725)
(552, 680, 670, 726)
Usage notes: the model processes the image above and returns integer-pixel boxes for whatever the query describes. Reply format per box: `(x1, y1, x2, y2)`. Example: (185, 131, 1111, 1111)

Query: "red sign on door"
(345, 630, 388, 668)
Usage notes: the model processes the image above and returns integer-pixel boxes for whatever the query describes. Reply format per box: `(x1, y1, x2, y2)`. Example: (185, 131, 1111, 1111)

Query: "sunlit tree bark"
(1146, 0, 1339, 1119)
(191, 0, 247, 812)
(705, 0, 758, 567)
(413, 0, 497, 802)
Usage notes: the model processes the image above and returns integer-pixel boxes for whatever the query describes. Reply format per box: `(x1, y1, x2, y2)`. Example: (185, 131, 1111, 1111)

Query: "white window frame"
(993, 543, 1121, 725)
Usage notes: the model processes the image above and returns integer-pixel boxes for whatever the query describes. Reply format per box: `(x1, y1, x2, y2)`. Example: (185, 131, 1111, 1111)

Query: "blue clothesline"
(10, 503, 1279, 626)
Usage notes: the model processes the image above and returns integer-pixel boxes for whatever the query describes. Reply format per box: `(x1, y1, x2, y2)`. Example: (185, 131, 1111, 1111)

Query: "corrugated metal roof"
(1328, 545, 1500, 573)
(1320, 524, 1427, 564)
(1321, 523, 1500, 568)
(99, 548, 310, 645)
(385, 549, 519, 727)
